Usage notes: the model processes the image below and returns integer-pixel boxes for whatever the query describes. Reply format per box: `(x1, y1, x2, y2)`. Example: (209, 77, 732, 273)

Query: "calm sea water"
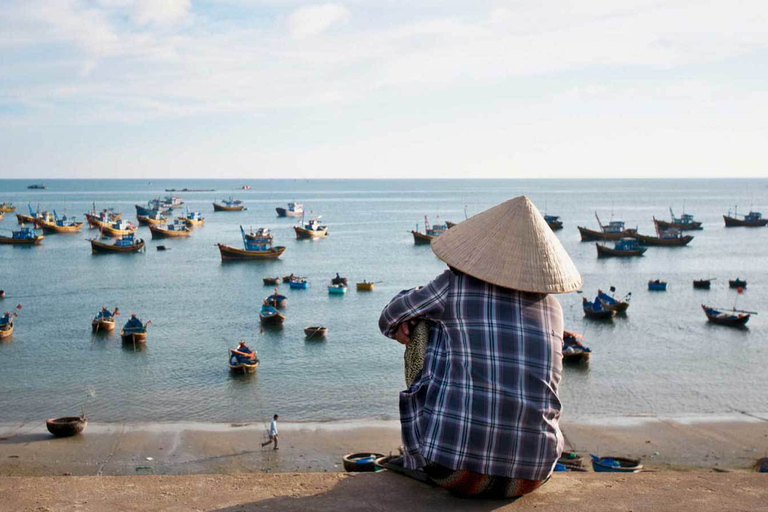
(0, 179, 766, 424)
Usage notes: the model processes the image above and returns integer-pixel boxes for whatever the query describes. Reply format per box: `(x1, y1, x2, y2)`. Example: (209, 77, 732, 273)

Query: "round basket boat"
(46, 416, 87, 437)
(342, 452, 384, 473)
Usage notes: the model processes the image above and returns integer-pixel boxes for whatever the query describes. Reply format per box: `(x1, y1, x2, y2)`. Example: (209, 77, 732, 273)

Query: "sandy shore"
(1, 414, 767, 476)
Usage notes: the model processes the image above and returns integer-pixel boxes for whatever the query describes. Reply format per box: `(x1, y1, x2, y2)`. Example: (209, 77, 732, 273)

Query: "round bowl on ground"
(45, 416, 87, 437)
(342, 452, 384, 472)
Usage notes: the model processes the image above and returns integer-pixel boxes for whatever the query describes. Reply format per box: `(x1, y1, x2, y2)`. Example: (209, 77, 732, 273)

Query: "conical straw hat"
(431, 196, 582, 294)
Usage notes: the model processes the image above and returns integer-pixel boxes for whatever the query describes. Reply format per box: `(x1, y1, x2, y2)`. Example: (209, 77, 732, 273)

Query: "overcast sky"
(1, 0, 767, 179)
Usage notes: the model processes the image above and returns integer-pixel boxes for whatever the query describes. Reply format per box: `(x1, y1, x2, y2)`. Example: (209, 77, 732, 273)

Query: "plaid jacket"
(379, 269, 564, 481)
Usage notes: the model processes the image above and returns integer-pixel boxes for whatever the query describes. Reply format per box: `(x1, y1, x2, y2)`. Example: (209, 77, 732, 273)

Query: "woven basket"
(404, 320, 429, 387)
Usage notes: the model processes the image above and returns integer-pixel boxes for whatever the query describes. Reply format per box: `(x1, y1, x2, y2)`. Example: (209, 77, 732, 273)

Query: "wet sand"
(1, 414, 767, 477)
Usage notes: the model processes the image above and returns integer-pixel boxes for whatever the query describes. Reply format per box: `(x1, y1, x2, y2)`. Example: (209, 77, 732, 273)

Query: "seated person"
(124, 314, 144, 332)
(231, 340, 257, 364)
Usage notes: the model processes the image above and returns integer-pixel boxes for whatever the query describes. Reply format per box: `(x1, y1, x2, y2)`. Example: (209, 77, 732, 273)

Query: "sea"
(0, 179, 766, 424)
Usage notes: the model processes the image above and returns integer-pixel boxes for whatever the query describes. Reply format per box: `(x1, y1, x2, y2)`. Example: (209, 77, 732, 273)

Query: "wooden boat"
(590, 455, 642, 473)
(265, 293, 287, 308)
(121, 328, 148, 344)
(596, 289, 630, 313)
(654, 208, 702, 231)
(294, 218, 328, 239)
(648, 280, 667, 291)
(263, 277, 280, 286)
(693, 279, 712, 289)
(181, 209, 205, 227)
(135, 202, 165, 217)
(276, 202, 303, 217)
(729, 279, 747, 289)
(16, 205, 52, 225)
(412, 216, 447, 245)
(633, 230, 693, 246)
(582, 298, 615, 320)
(213, 197, 245, 211)
(84, 206, 121, 228)
(217, 226, 286, 261)
(259, 304, 285, 325)
(35, 213, 84, 234)
(91, 317, 116, 332)
(0, 203, 16, 213)
(304, 326, 328, 339)
(596, 238, 647, 258)
(90, 234, 145, 254)
(545, 215, 563, 231)
(45, 416, 87, 437)
(228, 349, 259, 373)
(562, 331, 591, 363)
(702, 305, 752, 327)
(99, 219, 138, 237)
(137, 213, 167, 226)
(328, 284, 347, 295)
(288, 278, 309, 289)
(162, 195, 184, 208)
(579, 213, 637, 241)
(356, 281, 375, 292)
(149, 221, 191, 239)
(0, 323, 13, 339)
(27, 184, 46, 190)
(723, 209, 768, 227)
(0, 227, 44, 245)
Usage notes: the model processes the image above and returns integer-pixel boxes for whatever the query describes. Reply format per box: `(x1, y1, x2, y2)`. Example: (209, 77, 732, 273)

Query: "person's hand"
(395, 322, 411, 345)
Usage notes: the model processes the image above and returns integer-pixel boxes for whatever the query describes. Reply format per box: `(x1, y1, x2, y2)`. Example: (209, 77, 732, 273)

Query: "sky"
(1, 0, 767, 179)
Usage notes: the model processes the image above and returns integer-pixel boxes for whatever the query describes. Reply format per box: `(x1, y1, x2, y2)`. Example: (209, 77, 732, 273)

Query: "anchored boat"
(90, 233, 145, 254)
(562, 331, 591, 363)
(356, 281, 375, 292)
(213, 197, 245, 211)
(654, 208, 702, 231)
(724, 208, 768, 227)
(294, 218, 328, 239)
(0, 227, 44, 245)
(288, 278, 309, 289)
(578, 213, 637, 241)
(265, 291, 287, 308)
(217, 225, 286, 261)
(412, 216, 448, 245)
(545, 215, 563, 231)
(121, 315, 150, 344)
(304, 326, 328, 339)
(729, 278, 747, 289)
(596, 238, 647, 258)
(0, 202, 15, 213)
(34, 211, 84, 234)
(259, 304, 285, 325)
(99, 219, 137, 237)
(180, 208, 205, 227)
(276, 202, 304, 217)
(596, 288, 631, 313)
(648, 280, 667, 291)
(633, 228, 693, 247)
(91, 307, 119, 332)
(136, 211, 167, 226)
(702, 305, 753, 327)
(148, 221, 191, 239)
(693, 279, 712, 289)
(582, 297, 615, 320)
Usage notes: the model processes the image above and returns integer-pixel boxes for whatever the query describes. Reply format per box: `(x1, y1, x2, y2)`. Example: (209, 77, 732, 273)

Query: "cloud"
(286, 4, 350, 38)
(132, 0, 191, 25)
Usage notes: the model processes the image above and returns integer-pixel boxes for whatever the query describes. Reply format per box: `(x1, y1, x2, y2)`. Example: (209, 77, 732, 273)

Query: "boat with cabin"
(259, 304, 286, 325)
(582, 297, 615, 319)
(0, 203, 16, 213)
(412, 216, 448, 245)
(648, 280, 667, 291)
(34, 211, 84, 234)
(90, 233, 145, 254)
(0, 227, 44, 245)
(596, 238, 647, 258)
(148, 221, 191, 239)
(162, 195, 184, 208)
(276, 202, 304, 217)
(137, 211, 167, 226)
(213, 197, 245, 211)
(578, 213, 637, 241)
(545, 215, 563, 231)
(294, 218, 328, 239)
(99, 219, 137, 237)
(723, 208, 768, 227)
(562, 331, 591, 363)
(217, 226, 286, 261)
(633, 227, 693, 246)
(702, 305, 752, 327)
(180, 208, 204, 227)
(654, 208, 702, 231)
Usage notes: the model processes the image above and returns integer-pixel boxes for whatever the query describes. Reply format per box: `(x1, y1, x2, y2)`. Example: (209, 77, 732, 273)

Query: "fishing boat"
(304, 326, 328, 339)
(0, 227, 44, 245)
(259, 304, 286, 325)
(265, 292, 287, 308)
(90, 233, 145, 254)
(120, 316, 150, 344)
(27, 184, 46, 190)
(213, 197, 245, 211)
(162, 195, 184, 208)
(648, 280, 667, 291)
(148, 221, 191, 239)
(590, 455, 643, 473)
(217, 226, 286, 261)
(276, 202, 304, 217)
(412, 216, 448, 245)
(0, 203, 16, 213)
(596, 238, 647, 258)
(582, 297, 615, 320)
(693, 279, 712, 289)
(228, 349, 259, 373)
(34, 211, 85, 234)
(84, 204, 122, 228)
(135, 203, 161, 217)
(633, 229, 693, 247)
(99, 219, 138, 237)
(596, 288, 630, 313)
(328, 284, 347, 295)
(91, 308, 118, 332)
(0, 320, 13, 339)
(294, 218, 328, 239)
(136, 212, 167, 226)
(288, 278, 309, 289)
(180, 208, 204, 227)
(244, 227, 273, 241)
(702, 305, 752, 327)
(723, 208, 768, 227)
(16, 205, 52, 225)
(545, 215, 564, 231)
(562, 331, 591, 363)
(729, 278, 747, 289)
(263, 277, 280, 286)
(578, 213, 637, 241)
(356, 281, 375, 292)
(654, 208, 702, 231)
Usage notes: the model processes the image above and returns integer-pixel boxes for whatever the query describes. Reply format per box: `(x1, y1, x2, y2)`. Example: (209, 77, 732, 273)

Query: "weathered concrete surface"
(0, 471, 766, 512)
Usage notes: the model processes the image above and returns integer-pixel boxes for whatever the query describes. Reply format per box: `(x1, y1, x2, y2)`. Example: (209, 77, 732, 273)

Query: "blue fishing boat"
(217, 226, 286, 261)
(412, 216, 448, 244)
(597, 288, 631, 313)
(259, 304, 285, 325)
(724, 208, 768, 227)
(654, 208, 702, 231)
(596, 238, 647, 258)
(0, 227, 44, 245)
(579, 213, 637, 241)
(582, 297, 615, 320)
(544, 215, 563, 231)
(288, 278, 309, 289)
(181, 207, 204, 227)
(648, 280, 667, 291)
(590, 455, 642, 473)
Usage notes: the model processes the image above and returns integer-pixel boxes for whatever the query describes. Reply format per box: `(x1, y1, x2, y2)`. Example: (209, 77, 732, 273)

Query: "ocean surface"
(0, 179, 766, 424)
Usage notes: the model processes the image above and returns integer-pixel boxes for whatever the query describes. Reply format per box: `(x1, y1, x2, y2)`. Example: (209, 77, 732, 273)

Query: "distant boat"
(356, 281, 375, 292)
(412, 216, 447, 245)
(545, 215, 563, 231)
(729, 278, 747, 289)
(648, 280, 667, 291)
(562, 331, 591, 363)
(654, 208, 702, 231)
(294, 218, 328, 239)
(241, 185, 251, 190)
(702, 305, 752, 327)
(596, 238, 647, 258)
(84, 205, 122, 229)
(596, 288, 630, 313)
(579, 213, 637, 242)
(16, 205, 53, 225)
(121, 317, 150, 344)
(90, 233, 145, 254)
(263, 277, 280, 286)
(0, 227, 44, 245)
(217, 225, 286, 261)
(259, 304, 285, 325)
(0, 202, 16, 213)
(91, 308, 118, 332)
(304, 326, 328, 339)
(27, 184, 46, 190)
(148, 221, 191, 239)
(276, 202, 303, 217)
(582, 297, 615, 319)
(288, 278, 309, 289)
(0, 316, 15, 339)
(213, 197, 245, 211)
(633, 228, 693, 247)
(328, 284, 347, 295)
(693, 279, 712, 289)
(723, 208, 768, 227)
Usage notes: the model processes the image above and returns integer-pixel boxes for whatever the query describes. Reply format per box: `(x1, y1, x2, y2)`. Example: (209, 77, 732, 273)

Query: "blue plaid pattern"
(379, 269, 564, 481)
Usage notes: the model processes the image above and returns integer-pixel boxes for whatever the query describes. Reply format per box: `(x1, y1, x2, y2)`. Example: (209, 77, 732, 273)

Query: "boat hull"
(288, 281, 308, 289)
(121, 330, 147, 344)
(602, 301, 629, 313)
(648, 283, 667, 291)
(183, 218, 204, 227)
(633, 233, 694, 246)
(149, 224, 191, 239)
(584, 308, 615, 320)
(654, 219, 702, 231)
(596, 244, 647, 258)
(276, 207, 302, 217)
(213, 203, 244, 212)
(0, 206, 15, 213)
(263, 277, 280, 286)
(693, 280, 711, 289)
(0, 234, 44, 245)
(728, 280, 747, 289)
(229, 361, 259, 373)
(304, 326, 328, 338)
(90, 239, 145, 254)
(563, 349, 591, 363)
(328, 286, 347, 295)
(723, 215, 768, 227)
(92, 319, 116, 332)
(547, 220, 564, 231)
(356, 282, 375, 292)
(578, 226, 636, 241)
(0, 324, 13, 339)
(294, 226, 328, 239)
(412, 231, 433, 245)
(35, 220, 84, 234)
(217, 244, 286, 261)
(259, 313, 286, 325)
(137, 215, 167, 226)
